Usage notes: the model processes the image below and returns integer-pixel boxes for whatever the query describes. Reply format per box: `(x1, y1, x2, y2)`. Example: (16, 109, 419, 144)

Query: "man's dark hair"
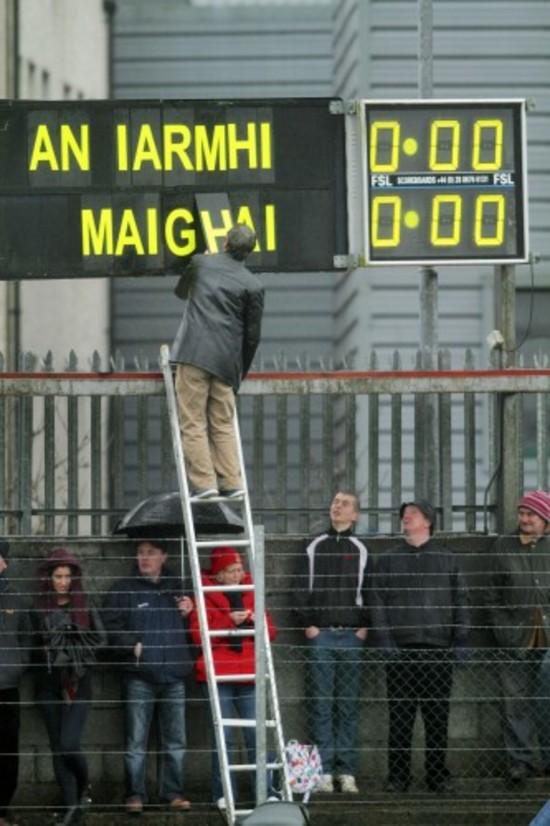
(225, 223, 257, 261)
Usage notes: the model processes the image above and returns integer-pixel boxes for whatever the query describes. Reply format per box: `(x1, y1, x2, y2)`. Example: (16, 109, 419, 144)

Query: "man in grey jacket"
(369, 500, 469, 794)
(485, 489, 550, 786)
(171, 223, 264, 499)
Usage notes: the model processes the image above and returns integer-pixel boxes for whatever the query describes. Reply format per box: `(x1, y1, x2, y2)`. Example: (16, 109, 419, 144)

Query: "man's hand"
(176, 596, 193, 617)
(355, 627, 368, 641)
(305, 626, 320, 639)
(230, 610, 252, 626)
(134, 641, 143, 662)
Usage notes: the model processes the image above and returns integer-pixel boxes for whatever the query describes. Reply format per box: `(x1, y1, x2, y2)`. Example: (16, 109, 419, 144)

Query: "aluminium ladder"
(160, 344, 291, 825)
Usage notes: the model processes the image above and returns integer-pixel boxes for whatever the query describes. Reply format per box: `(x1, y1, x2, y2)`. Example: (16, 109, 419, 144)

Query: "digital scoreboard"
(362, 99, 529, 265)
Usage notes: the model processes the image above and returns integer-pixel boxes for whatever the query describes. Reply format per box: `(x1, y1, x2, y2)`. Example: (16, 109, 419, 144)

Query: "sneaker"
(216, 797, 226, 811)
(167, 797, 191, 810)
(191, 487, 219, 500)
(124, 797, 143, 815)
(318, 773, 334, 793)
(338, 774, 359, 793)
(221, 488, 245, 499)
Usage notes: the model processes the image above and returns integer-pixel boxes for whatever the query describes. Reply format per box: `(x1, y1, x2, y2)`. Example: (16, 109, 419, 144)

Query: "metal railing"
(1, 350, 550, 536)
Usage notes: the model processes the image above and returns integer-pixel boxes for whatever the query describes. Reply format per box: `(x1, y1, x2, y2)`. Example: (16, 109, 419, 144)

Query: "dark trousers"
(36, 672, 91, 809)
(386, 649, 453, 788)
(0, 687, 20, 818)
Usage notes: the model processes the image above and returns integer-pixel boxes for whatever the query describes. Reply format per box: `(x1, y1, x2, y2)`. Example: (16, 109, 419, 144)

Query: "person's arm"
(241, 286, 264, 378)
(451, 560, 470, 648)
(367, 555, 395, 649)
(173, 259, 196, 300)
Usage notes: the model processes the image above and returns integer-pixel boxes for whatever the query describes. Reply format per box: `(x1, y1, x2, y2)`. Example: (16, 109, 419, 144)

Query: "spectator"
(0, 540, 31, 826)
(102, 539, 193, 814)
(484, 489, 550, 786)
(188, 545, 276, 811)
(171, 223, 264, 500)
(31, 548, 106, 826)
(369, 500, 469, 794)
(294, 491, 369, 794)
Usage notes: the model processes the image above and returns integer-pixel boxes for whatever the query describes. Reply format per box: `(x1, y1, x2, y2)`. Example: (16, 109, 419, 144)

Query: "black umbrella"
(113, 491, 244, 539)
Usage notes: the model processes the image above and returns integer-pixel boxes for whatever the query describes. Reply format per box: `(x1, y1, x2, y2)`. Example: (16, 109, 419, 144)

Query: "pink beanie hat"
(518, 490, 550, 523)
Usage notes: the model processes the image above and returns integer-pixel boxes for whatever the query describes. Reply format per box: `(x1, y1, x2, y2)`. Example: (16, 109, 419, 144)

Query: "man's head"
(400, 499, 436, 539)
(330, 491, 360, 532)
(517, 490, 550, 537)
(0, 538, 9, 576)
(224, 223, 257, 261)
(136, 539, 168, 582)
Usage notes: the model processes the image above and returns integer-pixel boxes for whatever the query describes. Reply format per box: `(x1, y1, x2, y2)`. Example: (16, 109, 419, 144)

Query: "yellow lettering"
(132, 125, 162, 171)
(227, 122, 257, 170)
(29, 124, 59, 171)
(60, 124, 89, 171)
(165, 208, 195, 255)
(81, 209, 114, 255)
(265, 204, 276, 250)
(260, 122, 272, 169)
(200, 209, 233, 252)
(163, 125, 193, 171)
(117, 124, 129, 171)
(195, 125, 227, 172)
(147, 208, 159, 255)
(115, 209, 145, 255)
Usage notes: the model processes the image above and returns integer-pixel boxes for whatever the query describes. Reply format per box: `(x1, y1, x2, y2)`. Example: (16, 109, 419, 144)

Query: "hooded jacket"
(170, 251, 264, 392)
(102, 565, 193, 683)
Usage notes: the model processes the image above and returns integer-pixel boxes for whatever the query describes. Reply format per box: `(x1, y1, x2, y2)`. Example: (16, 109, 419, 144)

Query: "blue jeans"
(205, 683, 256, 802)
(124, 676, 186, 802)
(305, 629, 365, 775)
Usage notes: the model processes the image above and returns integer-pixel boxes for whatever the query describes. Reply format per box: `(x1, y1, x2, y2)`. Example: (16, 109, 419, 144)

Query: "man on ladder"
(170, 222, 264, 500)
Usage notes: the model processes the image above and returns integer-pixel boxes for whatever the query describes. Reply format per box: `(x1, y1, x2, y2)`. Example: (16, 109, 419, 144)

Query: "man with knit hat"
(485, 489, 550, 786)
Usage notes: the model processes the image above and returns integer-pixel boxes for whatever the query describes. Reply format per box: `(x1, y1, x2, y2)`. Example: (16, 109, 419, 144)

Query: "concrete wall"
(9, 533, 502, 805)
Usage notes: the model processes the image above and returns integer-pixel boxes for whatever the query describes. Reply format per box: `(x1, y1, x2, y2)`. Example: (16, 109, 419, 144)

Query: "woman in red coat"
(189, 546, 276, 810)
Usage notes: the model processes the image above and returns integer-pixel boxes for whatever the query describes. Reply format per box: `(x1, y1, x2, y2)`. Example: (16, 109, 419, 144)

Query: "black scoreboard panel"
(0, 99, 348, 277)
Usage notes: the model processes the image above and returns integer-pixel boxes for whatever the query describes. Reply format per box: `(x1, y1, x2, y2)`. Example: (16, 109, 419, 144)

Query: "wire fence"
(2, 535, 550, 823)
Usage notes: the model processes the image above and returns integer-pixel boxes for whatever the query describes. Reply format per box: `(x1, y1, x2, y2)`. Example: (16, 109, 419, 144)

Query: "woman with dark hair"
(32, 548, 106, 826)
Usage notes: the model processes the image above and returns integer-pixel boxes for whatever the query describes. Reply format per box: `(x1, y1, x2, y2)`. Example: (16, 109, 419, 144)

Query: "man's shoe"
(168, 797, 191, 811)
(216, 798, 226, 811)
(507, 764, 533, 786)
(385, 778, 410, 792)
(427, 777, 455, 793)
(191, 487, 219, 500)
(318, 773, 334, 793)
(221, 488, 245, 500)
(125, 798, 143, 815)
(338, 774, 359, 793)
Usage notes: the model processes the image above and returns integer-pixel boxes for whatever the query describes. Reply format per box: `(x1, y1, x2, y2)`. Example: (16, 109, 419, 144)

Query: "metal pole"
(418, 0, 439, 501)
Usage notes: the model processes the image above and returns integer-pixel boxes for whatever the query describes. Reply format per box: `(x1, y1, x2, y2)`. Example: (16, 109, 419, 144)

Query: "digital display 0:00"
(363, 101, 528, 264)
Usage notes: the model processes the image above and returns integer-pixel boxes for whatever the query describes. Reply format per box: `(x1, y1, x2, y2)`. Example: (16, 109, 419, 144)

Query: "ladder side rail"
(159, 345, 237, 821)
(234, 413, 292, 802)
(253, 524, 267, 805)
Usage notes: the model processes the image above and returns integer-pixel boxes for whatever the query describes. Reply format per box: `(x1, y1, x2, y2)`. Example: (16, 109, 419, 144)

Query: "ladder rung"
(196, 538, 251, 549)
(208, 628, 255, 637)
(201, 583, 255, 593)
(190, 493, 245, 503)
(215, 673, 256, 682)
(219, 718, 276, 728)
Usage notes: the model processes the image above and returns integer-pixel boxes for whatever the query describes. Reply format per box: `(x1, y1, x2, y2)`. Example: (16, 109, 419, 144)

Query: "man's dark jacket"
(369, 538, 470, 649)
(102, 566, 193, 684)
(484, 532, 550, 649)
(0, 575, 31, 690)
(171, 251, 264, 393)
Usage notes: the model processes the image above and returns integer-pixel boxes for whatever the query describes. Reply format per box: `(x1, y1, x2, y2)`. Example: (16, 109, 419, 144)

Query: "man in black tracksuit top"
(294, 491, 369, 795)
